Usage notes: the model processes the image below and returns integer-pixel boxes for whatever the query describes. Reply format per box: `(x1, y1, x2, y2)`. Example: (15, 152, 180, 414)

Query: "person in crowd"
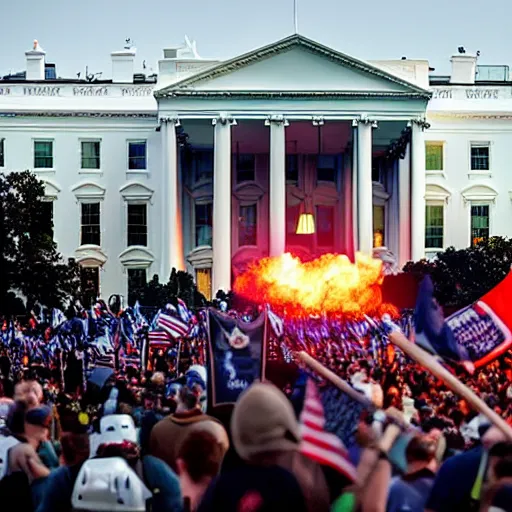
(93, 438, 184, 512)
(11, 378, 59, 469)
(14, 379, 43, 409)
(229, 382, 331, 512)
(386, 434, 438, 512)
(0, 401, 52, 511)
(35, 419, 90, 512)
(198, 463, 309, 512)
(150, 385, 229, 473)
(176, 430, 224, 511)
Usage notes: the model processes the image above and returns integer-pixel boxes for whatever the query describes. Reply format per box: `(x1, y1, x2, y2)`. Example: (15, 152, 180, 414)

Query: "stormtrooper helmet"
(99, 414, 137, 445)
(72, 457, 151, 511)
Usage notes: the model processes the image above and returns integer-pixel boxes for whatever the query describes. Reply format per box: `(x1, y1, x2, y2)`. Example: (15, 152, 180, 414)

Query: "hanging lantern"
(296, 212, 315, 235)
(296, 194, 316, 235)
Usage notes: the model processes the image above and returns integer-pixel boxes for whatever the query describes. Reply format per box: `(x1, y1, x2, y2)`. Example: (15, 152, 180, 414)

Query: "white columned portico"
(398, 141, 411, 267)
(266, 115, 288, 257)
(161, 117, 185, 281)
(212, 115, 235, 293)
(355, 116, 376, 255)
(411, 118, 428, 262)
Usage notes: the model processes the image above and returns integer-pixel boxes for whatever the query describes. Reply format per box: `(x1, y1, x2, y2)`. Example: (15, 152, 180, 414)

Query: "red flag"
(299, 379, 357, 482)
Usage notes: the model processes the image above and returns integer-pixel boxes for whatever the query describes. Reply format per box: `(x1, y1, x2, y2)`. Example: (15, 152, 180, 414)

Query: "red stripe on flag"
(299, 379, 357, 483)
(157, 313, 189, 338)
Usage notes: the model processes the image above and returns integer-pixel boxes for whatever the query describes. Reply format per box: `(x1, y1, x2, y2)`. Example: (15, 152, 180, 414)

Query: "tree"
(130, 269, 208, 310)
(0, 171, 80, 315)
(403, 236, 512, 308)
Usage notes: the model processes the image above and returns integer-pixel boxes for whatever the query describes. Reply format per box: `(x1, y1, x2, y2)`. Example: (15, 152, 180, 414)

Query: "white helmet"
(89, 415, 138, 458)
(72, 457, 151, 511)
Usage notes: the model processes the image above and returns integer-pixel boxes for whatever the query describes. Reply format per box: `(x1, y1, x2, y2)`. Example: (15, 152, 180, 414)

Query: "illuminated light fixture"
(296, 212, 315, 235)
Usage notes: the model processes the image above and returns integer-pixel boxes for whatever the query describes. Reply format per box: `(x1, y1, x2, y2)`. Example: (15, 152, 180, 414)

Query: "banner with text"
(207, 309, 267, 407)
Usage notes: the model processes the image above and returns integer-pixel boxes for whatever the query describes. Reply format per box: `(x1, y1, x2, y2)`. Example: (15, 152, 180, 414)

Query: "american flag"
(148, 330, 171, 345)
(157, 312, 189, 339)
(299, 379, 357, 483)
(177, 299, 193, 324)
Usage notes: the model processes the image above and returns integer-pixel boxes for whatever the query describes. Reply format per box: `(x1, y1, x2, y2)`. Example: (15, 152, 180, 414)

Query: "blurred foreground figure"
(150, 384, 228, 473)
(198, 382, 329, 512)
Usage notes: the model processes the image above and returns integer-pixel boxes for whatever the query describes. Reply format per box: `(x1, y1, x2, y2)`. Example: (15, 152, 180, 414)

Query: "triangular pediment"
(157, 35, 429, 98)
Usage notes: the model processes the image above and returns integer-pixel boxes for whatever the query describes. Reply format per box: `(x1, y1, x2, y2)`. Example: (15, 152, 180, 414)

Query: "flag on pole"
(157, 312, 189, 339)
(415, 270, 512, 368)
(299, 379, 357, 482)
(148, 330, 171, 345)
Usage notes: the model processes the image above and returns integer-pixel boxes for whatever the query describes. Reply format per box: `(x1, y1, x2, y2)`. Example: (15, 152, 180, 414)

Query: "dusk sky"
(1, 0, 510, 79)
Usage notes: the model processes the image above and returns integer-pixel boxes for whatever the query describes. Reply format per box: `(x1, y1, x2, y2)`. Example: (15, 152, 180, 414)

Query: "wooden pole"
(297, 351, 374, 409)
(388, 330, 512, 441)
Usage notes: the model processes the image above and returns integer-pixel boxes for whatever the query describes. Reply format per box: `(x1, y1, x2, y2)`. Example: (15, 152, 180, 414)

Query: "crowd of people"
(1, 335, 512, 512)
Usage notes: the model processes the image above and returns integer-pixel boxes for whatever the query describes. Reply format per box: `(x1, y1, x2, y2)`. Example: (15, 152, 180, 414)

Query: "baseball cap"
(25, 405, 52, 428)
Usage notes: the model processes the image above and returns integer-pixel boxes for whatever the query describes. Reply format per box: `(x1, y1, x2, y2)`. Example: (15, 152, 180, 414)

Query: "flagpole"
(293, 0, 299, 34)
(297, 351, 374, 408)
(388, 330, 512, 441)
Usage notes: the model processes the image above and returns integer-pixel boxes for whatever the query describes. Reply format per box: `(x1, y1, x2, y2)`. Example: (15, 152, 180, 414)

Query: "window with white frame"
(81, 140, 101, 170)
(238, 203, 257, 246)
(470, 143, 490, 171)
(425, 204, 444, 249)
(128, 141, 147, 170)
(41, 200, 54, 240)
(192, 149, 213, 182)
(127, 204, 147, 246)
(81, 202, 101, 245)
(195, 202, 212, 247)
(425, 142, 444, 171)
(0, 138, 4, 167)
(34, 140, 53, 169)
(470, 204, 490, 246)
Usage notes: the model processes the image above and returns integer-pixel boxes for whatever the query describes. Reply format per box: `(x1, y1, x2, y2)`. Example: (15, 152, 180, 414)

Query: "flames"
(233, 252, 396, 319)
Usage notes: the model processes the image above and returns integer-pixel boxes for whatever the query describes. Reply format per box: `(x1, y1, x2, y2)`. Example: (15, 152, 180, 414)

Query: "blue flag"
(414, 276, 470, 364)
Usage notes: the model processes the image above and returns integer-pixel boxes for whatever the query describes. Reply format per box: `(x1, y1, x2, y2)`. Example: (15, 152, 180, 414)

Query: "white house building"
(0, 37, 510, 304)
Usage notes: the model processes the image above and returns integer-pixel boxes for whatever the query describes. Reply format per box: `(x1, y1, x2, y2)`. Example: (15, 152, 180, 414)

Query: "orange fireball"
(233, 252, 396, 319)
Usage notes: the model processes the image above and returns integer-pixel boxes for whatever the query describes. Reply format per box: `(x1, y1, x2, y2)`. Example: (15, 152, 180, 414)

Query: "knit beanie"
(231, 382, 300, 461)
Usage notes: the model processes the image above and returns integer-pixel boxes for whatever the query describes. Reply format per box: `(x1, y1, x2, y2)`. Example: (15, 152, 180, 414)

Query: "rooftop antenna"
(293, 0, 299, 34)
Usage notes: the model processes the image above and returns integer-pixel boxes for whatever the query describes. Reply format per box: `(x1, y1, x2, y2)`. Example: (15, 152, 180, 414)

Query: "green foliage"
(0, 171, 80, 315)
(131, 269, 208, 310)
(403, 236, 512, 308)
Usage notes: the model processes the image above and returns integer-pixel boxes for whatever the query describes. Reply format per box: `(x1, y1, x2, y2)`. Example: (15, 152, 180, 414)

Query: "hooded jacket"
(231, 382, 330, 512)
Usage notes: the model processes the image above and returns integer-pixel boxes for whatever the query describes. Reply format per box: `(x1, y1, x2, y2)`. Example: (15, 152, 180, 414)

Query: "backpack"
(71, 456, 152, 511)
(0, 435, 20, 479)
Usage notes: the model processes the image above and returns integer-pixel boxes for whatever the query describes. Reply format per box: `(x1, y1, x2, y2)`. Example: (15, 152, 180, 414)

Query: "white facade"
(426, 86, 512, 255)
(0, 38, 509, 302)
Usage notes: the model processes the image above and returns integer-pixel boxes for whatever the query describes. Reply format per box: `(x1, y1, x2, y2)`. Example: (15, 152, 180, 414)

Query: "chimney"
(25, 40, 46, 81)
(450, 52, 477, 84)
(157, 37, 219, 87)
(111, 47, 136, 83)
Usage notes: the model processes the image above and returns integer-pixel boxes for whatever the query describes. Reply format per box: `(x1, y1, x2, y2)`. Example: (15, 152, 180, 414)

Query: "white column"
(356, 117, 375, 255)
(160, 117, 185, 282)
(351, 124, 359, 252)
(411, 119, 427, 261)
(267, 115, 288, 257)
(212, 115, 234, 293)
(386, 158, 400, 261)
(398, 141, 411, 267)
